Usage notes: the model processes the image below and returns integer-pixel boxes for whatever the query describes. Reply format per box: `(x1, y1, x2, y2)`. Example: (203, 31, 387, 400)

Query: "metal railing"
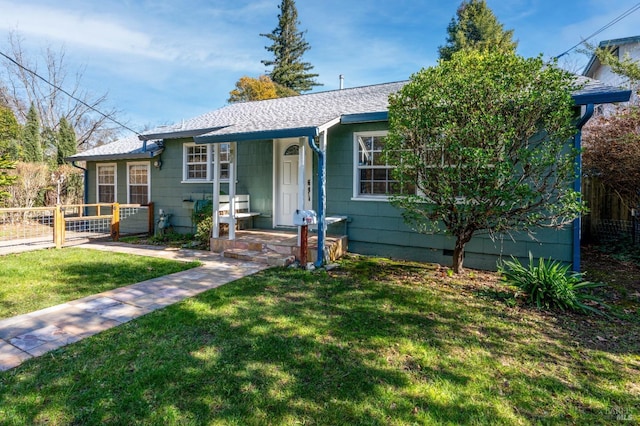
(0, 203, 153, 252)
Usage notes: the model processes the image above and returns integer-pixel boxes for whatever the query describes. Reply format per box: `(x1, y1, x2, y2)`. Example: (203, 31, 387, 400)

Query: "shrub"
(192, 200, 213, 249)
(498, 253, 607, 315)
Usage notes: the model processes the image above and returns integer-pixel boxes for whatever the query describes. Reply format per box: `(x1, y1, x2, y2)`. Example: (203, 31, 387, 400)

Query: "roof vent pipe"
(339, 74, 344, 90)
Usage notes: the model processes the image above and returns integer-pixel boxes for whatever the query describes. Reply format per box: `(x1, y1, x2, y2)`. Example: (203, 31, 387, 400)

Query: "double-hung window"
(183, 143, 232, 182)
(127, 162, 150, 205)
(97, 164, 116, 203)
(354, 131, 414, 199)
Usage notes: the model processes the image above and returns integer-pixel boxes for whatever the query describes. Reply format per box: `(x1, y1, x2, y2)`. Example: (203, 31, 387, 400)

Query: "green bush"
(192, 200, 213, 248)
(498, 253, 607, 315)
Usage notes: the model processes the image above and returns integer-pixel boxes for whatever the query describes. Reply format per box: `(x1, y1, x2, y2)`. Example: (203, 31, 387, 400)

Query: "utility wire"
(555, 2, 640, 59)
(0, 49, 141, 136)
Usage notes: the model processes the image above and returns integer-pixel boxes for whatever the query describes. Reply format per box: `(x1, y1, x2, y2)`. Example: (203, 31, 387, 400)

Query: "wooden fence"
(582, 176, 637, 243)
(0, 202, 154, 252)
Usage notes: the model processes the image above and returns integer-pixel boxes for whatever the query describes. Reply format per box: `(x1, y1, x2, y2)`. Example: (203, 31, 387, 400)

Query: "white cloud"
(0, 1, 181, 60)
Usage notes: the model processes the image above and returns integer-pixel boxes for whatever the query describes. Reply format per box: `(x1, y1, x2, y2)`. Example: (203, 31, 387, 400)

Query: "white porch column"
(228, 144, 236, 240)
(212, 143, 220, 238)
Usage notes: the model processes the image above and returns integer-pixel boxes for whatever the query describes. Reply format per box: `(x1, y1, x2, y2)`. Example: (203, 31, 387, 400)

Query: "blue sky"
(0, 0, 639, 135)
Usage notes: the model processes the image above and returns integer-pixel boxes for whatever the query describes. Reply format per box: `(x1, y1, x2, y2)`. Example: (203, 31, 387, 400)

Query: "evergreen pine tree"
(0, 105, 21, 160)
(56, 117, 77, 165)
(438, 0, 517, 61)
(261, 0, 321, 93)
(23, 104, 43, 162)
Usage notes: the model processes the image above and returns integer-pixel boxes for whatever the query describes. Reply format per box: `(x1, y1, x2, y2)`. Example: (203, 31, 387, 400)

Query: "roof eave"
(66, 148, 164, 162)
(195, 126, 319, 144)
(341, 111, 389, 124)
(140, 127, 223, 141)
(572, 89, 632, 105)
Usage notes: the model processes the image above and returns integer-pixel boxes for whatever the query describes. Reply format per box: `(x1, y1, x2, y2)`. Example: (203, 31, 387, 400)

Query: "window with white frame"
(97, 164, 116, 203)
(354, 131, 414, 198)
(183, 142, 232, 182)
(127, 162, 150, 204)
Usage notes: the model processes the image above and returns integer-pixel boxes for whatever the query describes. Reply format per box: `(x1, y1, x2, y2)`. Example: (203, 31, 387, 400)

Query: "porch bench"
(218, 194, 260, 229)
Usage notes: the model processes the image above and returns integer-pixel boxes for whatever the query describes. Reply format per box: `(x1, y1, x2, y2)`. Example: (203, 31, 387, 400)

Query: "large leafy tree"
(228, 75, 298, 103)
(261, 0, 320, 92)
(22, 103, 43, 162)
(386, 51, 582, 273)
(439, 0, 517, 61)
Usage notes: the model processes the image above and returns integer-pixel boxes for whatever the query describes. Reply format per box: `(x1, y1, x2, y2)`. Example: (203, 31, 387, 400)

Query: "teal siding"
(325, 122, 575, 271)
(236, 140, 273, 228)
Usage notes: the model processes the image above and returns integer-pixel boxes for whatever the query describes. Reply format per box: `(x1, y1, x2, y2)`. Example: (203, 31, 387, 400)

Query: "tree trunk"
(452, 231, 474, 274)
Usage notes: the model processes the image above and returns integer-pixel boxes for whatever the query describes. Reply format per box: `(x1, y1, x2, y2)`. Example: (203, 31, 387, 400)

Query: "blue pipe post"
(307, 131, 325, 267)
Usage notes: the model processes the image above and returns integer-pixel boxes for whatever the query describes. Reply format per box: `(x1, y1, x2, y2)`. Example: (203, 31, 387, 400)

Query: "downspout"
(573, 103, 595, 272)
(307, 129, 326, 267)
(71, 161, 88, 205)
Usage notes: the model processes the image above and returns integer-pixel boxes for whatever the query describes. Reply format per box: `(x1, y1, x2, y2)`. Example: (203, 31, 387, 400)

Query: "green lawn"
(0, 248, 201, 319)
(0, 254, 637, 424)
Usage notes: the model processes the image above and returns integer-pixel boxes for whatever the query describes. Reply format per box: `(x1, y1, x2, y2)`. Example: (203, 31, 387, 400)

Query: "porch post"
(228, 144, 236, 240)
(297, 137, 306, 247)
(212, 143, 220, 239)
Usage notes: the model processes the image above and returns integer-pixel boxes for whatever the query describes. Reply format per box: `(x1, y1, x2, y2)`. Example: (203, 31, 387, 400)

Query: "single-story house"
(68, 78, 630, 270)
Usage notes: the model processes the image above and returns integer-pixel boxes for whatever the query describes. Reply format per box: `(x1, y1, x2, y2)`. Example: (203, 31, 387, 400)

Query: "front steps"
(211, 230, 347, 267)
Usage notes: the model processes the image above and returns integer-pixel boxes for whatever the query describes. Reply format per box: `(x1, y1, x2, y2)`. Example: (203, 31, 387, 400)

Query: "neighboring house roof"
(68, 78, 630, 160)
(582, 35, 640, 77)
(67, 136, 163, 162)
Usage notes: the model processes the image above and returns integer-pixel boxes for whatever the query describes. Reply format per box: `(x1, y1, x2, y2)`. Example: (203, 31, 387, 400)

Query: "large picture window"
(353, 131, 412, 199)
(97, 164, 116, 203)
(183, 143, 232, 182)
(127, 162, 150, 204)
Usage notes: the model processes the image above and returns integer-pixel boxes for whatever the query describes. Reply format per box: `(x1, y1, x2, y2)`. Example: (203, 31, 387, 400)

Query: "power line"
(0, 49, 141, 136)
(555, 2, 640, 59)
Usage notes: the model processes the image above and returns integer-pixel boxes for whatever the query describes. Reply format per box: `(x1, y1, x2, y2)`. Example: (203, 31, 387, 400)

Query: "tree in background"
(56, 117, 77, 165)
(261, 0, 320, 93)
(438, 0, 517, 61)
(582, 42, 640, 214)
(0, 155, 16, 202)
(0, 104, 21, 160)
(583, 108, 640, 211)
(228, 75, 298, 103)
(0, 32, 120, 150)
(22, 104, 43, 163)
(386, 51, 582, 273)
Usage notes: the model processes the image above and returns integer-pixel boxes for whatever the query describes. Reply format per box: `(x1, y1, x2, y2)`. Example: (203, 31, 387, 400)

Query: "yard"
(0, 248, 638, 424)
(0, 248, 200, 319)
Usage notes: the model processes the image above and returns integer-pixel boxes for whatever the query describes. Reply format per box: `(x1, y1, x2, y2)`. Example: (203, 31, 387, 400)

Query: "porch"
(210, 229, 348, 267)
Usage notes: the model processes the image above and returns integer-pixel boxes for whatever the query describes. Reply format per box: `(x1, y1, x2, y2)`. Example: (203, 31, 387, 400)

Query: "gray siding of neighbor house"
(324, 122, 574, 271)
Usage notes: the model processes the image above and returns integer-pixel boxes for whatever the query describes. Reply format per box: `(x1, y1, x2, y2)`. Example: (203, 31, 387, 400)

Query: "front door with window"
(276, 140, 300, 226)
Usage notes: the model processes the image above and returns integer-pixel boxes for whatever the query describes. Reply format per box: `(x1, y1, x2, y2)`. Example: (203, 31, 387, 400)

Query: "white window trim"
(96, 163, 117, 203)
(352, 130, 394, 201)
(126, 161, 151, 205)
(181, 142, 235, 184)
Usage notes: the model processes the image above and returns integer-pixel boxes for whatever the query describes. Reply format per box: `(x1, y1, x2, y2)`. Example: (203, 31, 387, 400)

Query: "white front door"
(276, 140, 300, 226)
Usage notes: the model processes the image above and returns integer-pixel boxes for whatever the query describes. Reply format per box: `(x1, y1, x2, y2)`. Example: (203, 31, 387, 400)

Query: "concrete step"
(223, 248, 295, 267)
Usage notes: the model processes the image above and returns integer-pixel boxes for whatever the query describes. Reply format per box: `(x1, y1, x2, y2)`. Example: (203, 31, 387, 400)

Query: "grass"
(0, 254, 637, 424)
(0, 248, 201, 319)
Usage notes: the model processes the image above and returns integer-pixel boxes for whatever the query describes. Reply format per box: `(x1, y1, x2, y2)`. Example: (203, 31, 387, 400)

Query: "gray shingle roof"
(142, 81, 407, 142)
(66, 136, 162, 162)
(68, 78, 630, 160)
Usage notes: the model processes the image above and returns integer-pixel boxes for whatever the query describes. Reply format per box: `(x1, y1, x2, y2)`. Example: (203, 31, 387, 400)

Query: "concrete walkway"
(0, 242, 268, 371)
